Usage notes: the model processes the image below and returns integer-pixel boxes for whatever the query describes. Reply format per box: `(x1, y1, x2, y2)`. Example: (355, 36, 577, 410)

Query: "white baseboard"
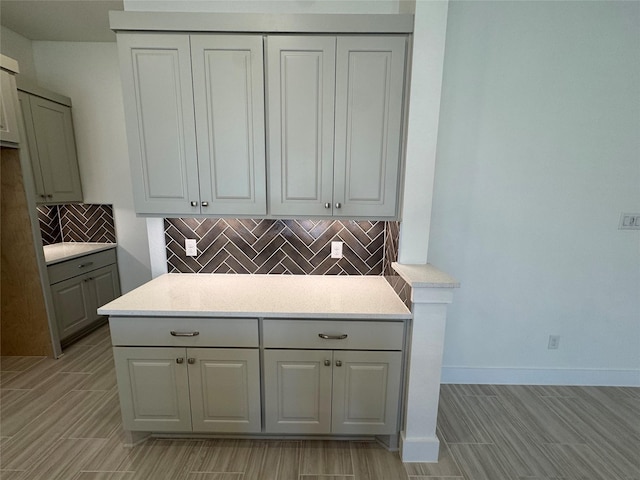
(441, 366, 640, 387)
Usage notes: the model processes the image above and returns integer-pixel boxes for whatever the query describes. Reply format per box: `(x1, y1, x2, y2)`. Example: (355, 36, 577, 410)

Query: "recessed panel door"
(50, 275, 92, 339)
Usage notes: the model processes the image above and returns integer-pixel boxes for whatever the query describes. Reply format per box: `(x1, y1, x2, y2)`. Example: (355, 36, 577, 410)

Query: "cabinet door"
(267, 36, 336, 216)
(331, 350, 402, 435)
(191, 35, 267, 215)
(29, 96, 83, 203)
(91, 264, 121, 317)
(0, 70, 20, 144)
(117, 34, 200, 215)
(333, 36, 406, 218)
(113, 347, 192, 432)
(50, 274, 93, 340)
(264, 349, 332, 434)
(17, 92, 47, 198)
(188, 348, 261, 433)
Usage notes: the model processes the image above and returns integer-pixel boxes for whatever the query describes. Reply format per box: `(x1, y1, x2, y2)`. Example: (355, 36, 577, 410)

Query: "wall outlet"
(331, 241, 343, 259)
(619, 213, 640, 230)
(185, 238, 197, 257)
(548, 335, 560, 350)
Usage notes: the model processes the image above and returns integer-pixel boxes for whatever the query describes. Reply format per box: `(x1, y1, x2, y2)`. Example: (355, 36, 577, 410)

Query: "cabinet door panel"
(334, 36, 405, 218)
(50, 275, 92, 340)
(188, 348, 261, 432)
(264, 349, 332, 434)
(113, 347, 191, 432)
(191, 35, 266, 215)
(267, 36, 336, 216)
(92, 264, 121, 315)
(17, 92, 46, 198)
(1, 70, 20, 144)
(331, 350, 402, 435)
(117, 34, 199, 215)
(29, 97, 83, 203)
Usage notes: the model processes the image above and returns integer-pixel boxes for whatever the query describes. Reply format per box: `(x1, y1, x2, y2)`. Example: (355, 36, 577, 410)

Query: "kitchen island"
(99, 273, 411, 445)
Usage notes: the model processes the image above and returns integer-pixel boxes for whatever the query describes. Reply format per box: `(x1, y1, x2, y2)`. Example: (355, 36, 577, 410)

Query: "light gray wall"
(0, 26, 37, 81)
(430, 1, 640, 384)
(32, 41, 152, 293)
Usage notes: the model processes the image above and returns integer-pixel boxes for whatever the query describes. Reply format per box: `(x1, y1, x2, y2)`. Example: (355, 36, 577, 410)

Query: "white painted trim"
(400, 431, 439, 463)
(441, 366, 640, 387)
(146, 217, 168, 278)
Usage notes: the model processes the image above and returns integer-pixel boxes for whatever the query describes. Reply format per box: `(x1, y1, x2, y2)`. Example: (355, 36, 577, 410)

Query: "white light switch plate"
(185, 239, 197, 256)
(331, 241, 343, 259)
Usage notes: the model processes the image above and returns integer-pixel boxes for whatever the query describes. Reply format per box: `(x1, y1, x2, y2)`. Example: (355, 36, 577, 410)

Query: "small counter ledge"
(391, 262, 460, 288)
(44, 242, 117, 265)
(98, 273, 412, 320)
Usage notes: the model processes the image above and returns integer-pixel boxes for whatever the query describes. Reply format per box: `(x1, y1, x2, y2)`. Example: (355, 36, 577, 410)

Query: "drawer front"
(263, 319, 404, 351)
(48, 248, 117, 284)
(109, 316, 259, 347)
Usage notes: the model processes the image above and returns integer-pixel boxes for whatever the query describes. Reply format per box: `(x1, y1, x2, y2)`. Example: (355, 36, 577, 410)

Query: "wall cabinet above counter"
(115, 27, 409, 220)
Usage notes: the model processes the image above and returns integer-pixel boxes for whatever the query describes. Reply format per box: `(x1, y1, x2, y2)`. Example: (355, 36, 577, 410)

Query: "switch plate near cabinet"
(185, 239, 197, 257)
(548, 335, 560, 350)
(331, 241, 343, 259)
(619, 213, 640, 230)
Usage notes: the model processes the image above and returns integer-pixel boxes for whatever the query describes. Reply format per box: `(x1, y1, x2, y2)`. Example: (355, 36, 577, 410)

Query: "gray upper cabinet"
(267, 36, 336, 217)
(1, 69, 20, 145)
(18, 91, 83, 204)
(267, 35, 406, 219)
(118, 33, 267, 216)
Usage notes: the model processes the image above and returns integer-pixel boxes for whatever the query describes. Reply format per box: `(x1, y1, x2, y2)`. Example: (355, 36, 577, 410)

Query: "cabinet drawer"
(48, 249, 116, 284)
(263, 319, 404, 351)
(109, 317, 259, 347)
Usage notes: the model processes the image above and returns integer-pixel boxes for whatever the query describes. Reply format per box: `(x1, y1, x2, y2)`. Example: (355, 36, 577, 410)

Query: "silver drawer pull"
(170, 331, 200, 337)
(78, 262, 94, 268)
(318, 333, 348, 340)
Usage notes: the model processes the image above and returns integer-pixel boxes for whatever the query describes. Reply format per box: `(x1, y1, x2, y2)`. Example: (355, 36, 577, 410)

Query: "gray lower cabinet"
(48, 249, 120, 343)
(267, 35, 406, 218)
(117, 33, 266, 216)
(113, 347, 261, 433)
(18, 90, 83, 204)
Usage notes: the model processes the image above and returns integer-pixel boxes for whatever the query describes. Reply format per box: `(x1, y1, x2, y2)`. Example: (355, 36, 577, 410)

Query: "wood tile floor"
(1, 324, 638, 479)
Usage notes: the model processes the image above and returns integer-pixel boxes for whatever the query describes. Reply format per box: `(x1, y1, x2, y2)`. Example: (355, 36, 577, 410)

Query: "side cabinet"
(110, 317, 262, 433)
(117, 33, 266, 216)
(0, 68, 20, 145)
(263, 319, 404, 435)
(48, 248, 120, 344)
(18, 90, 83, 204)
(267, 35, 406, 218)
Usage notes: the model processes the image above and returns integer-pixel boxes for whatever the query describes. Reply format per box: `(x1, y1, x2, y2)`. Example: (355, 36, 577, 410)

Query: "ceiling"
(0, 0, 123, 42)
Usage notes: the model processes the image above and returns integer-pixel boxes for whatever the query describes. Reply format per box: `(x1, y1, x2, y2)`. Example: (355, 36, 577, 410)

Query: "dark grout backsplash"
(166, 218, 400, 276)
(37, 204, 116, 245)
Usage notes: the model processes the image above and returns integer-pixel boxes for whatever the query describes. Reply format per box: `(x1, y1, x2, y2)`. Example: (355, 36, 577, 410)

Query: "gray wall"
(430, 1, 640, 384)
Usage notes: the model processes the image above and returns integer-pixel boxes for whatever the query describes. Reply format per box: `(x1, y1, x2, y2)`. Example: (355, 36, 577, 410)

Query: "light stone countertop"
(43, 242, 117, 265)
(392, 262, 460, 288)
(98, 273, 412, 319)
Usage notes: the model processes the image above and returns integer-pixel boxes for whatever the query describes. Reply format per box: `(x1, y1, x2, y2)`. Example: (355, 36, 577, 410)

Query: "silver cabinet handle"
(335, 360, 342, 367)
(83, 277, 94, 282)
(78, 262, 94, 268)
(47, 194, 53, 198)
(188, 358, 196, 364)
(318, 333, 348, 340)
(324, 359, 331, 366)
(170, 331, 200, 337)
(335, 202, 342, 209)
(201, 201, 209, 207)
(190, 201, 198, 207)
(40, 194, 46, 199)
(324, 202, 331, 209)
(176, 357, 184, 364)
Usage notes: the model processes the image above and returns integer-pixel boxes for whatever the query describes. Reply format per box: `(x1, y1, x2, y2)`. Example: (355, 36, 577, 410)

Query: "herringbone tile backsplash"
(37, 204, 116, 245)
(166, 218, 399, 275)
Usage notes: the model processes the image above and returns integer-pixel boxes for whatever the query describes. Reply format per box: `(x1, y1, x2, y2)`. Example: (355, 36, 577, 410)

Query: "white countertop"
(43, 242, 116, 265)
(98, 273, 411, 319)
(392, 262, 460, 288)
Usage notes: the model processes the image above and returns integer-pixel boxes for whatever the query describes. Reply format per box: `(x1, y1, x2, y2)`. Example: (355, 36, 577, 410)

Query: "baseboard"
(441, 366, 640, 387)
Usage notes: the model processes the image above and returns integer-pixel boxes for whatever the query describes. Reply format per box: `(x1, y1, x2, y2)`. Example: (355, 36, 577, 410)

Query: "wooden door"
(191, 35, 267, 215)
(113, 347, 192, 432)
(331, 350, 402, 435)
(263, 349, 332, 434)
(267, 36, 336, 216)
(333, 36, 406, 218)
(188, 348, 261, 433)
(117, 33, 200, 215)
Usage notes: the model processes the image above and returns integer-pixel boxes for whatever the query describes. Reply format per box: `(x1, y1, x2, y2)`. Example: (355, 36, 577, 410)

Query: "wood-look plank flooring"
(1, 324, 638, 480)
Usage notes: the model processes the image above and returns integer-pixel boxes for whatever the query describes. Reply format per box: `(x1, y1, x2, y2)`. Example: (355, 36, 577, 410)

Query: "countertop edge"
(98, 309, 412, 320)
(44, 242, 117, 265)
(391, 262, 460, 288)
